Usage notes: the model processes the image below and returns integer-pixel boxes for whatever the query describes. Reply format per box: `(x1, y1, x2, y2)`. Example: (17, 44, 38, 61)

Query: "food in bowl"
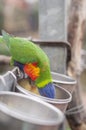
(18, 78, 40, 95)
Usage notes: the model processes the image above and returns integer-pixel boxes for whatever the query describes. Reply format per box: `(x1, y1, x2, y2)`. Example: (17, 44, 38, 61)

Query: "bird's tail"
(1, 30, 10, 49)
(0, 35, 4, 43)
(0, 32, 10, 55)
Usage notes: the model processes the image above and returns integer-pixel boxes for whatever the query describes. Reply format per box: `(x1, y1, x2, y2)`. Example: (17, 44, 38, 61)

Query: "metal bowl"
(51, 72, 76, 93)
(0, 91, 64, 130)
(16, 83, 72, 112)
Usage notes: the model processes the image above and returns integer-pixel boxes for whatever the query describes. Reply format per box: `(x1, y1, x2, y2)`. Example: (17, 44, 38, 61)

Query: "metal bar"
(39, 0, 67, 41)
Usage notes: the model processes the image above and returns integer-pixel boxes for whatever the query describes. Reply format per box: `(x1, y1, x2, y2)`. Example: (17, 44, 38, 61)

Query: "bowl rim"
(51, 72, 77, 84)
(0, 91, 64, 125)
(16, 83, 72, 104)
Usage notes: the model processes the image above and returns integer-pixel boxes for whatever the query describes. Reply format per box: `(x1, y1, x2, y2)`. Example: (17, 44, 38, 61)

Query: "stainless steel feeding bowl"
(51, 72, 76, 94)
(16, 82, 72, 112)
(0, 92, 64, 130)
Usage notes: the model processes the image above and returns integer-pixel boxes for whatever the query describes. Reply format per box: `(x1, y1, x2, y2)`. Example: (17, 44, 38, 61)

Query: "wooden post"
(67, 0, 86, 130)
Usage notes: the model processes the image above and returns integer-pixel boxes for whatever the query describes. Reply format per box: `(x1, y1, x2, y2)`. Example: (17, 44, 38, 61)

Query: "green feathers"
(2, 30, 52, 88)
(2, 30, 10, 48)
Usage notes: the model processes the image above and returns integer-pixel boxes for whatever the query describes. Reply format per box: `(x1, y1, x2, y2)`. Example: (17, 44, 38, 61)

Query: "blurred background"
(0, 0, 86, 106)
(0, 0, 86, 101)
(0, 0, 38, 37)
(0, 0, 39, 78)
(0, 0, 86, 130)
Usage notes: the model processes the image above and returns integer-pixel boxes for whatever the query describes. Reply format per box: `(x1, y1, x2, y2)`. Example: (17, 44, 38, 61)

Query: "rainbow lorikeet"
(1, 30, 56, 98)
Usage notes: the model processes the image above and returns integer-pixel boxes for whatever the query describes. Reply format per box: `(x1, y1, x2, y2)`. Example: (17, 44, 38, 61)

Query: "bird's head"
(38, 82, 56, 98)
(23, 63, 56, 98)
(14, 61, 56, 98)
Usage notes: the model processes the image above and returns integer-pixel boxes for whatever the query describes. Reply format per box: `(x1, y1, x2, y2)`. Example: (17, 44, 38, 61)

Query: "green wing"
(2, 31, 49, 65)
(2, 31, 52, 87)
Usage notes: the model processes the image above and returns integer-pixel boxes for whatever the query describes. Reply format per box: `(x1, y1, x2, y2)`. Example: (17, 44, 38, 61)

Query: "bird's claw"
(12, 67, 25, 80)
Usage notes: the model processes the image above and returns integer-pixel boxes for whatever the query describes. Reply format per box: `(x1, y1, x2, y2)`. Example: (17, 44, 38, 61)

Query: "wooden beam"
(67, 0, 86, 130)
(0, 55, 11, 64)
